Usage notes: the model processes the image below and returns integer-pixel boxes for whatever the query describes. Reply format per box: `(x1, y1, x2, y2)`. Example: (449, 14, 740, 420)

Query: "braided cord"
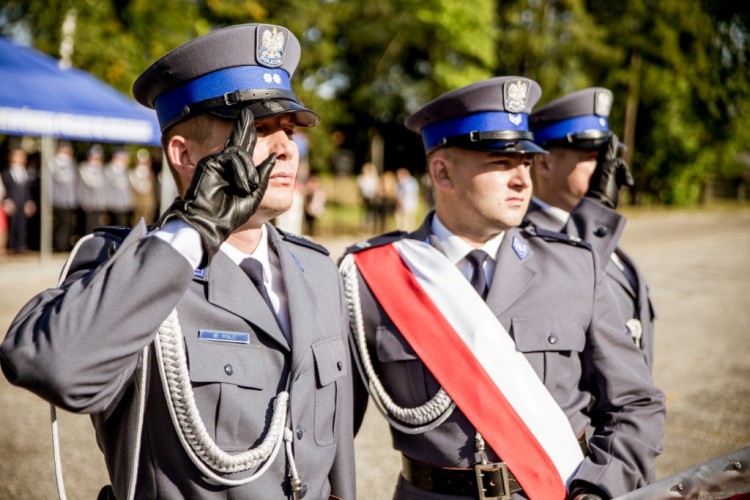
(154, 309, 287, 485)
(339, 254, 455, 434)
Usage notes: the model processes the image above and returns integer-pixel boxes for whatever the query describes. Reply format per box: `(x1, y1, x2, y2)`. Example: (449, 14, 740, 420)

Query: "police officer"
(339, 77, 664, 499)
(528, 87, 655, 368)
(1, 24, 354, 500)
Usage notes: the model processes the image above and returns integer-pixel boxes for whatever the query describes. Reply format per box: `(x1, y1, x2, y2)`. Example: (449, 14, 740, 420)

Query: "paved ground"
(0, 206, 748, 499)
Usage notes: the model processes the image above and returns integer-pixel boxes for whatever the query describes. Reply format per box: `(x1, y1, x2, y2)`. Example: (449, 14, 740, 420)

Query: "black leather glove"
(585, 133, 634, 209)
(157, 108, 276, 266)
(570, 494, 603, 500)
(567, 480, 608, 500)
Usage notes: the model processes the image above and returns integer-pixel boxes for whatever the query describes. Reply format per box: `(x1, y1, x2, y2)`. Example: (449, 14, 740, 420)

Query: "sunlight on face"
(435, 149, 533, 241)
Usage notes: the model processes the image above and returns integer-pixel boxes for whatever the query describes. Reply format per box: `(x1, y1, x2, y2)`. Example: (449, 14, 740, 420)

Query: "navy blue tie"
(465, 249, 489, 299)
(240, 258, 275, 313)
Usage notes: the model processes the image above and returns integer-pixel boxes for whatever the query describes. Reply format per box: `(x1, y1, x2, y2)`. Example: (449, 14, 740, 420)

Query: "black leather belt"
(401, 455, 523, 499)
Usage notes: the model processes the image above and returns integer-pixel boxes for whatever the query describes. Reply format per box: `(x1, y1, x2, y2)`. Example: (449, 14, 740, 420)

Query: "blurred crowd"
(0, 136, 435, 256)
(356, 162, 429, 234)
(0, 141, 160, 255)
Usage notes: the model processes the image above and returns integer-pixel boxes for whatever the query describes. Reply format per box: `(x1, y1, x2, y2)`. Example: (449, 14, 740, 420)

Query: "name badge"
(199, 330, 250, 344)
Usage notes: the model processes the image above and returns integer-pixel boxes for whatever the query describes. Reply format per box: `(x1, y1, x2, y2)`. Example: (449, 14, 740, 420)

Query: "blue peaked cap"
(133, 24, 319, 131)
(530, 87, 614, 150)
(405, 76, 547, 155)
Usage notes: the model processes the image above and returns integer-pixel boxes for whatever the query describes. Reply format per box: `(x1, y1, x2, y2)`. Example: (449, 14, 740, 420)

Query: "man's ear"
(166, 135, 194, 180)
(429, 154, 453, 191)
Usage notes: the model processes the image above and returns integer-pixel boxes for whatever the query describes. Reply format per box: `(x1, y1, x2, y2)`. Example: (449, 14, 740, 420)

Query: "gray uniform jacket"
(344, 213, 665, 499)
(525, 198, 656, 369)
(1, 221, 356, 500)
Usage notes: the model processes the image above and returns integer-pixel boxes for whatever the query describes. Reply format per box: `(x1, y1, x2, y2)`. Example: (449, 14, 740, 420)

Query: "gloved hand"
(570, 494, 603, 500)
(585, 133, 634, 209)
(566, 480, 607, 500)
(157, 107, 276, 266)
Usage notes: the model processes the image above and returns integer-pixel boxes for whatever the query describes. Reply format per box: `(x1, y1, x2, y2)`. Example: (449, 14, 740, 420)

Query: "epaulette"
(92, 225, 132, 241)
(277, 229, 330, 256)
(523, 225, 592, 251)
(344, 230, 407, 255)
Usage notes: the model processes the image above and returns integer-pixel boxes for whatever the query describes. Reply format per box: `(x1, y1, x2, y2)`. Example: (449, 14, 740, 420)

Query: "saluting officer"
(339, 77, 664, 500)
(527, 87, 655, 368)
(1, 24, 354, 500)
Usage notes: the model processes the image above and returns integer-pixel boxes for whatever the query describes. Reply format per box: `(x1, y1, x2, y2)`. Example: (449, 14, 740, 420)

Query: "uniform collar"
(430, 213, 504, 263)
(532, 196, 570, 225)
(221, 224, 273, 285)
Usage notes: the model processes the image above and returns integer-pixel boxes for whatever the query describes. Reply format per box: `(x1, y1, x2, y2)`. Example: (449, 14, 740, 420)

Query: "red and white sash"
(353, 239, 583, 499)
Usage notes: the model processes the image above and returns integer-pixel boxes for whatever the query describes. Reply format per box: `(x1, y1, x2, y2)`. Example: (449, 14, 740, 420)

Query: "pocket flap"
(312, 337, 347, 387)
(185, 336, 266, 389)
(512, 319, 585, 353)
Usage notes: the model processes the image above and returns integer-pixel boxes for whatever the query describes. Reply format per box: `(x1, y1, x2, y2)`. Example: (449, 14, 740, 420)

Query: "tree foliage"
(1, 0, 748, 205)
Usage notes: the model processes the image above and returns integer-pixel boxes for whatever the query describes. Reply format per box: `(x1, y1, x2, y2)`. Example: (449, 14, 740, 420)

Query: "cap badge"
(595, 90, 613, 117)
(505, 80, 529, 113)
(257, 25, 287, 68)
(509, 113, 522, 126)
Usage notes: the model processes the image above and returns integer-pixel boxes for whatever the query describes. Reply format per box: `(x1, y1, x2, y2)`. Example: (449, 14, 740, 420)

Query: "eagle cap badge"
(504, 80, 530, 114)
(257, 25, 288, 68)
(595, 90, 613, 117)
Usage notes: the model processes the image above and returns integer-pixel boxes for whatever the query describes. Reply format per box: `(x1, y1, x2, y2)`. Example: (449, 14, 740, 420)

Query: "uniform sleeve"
(572, 252, 666, 497)
(0, 223, 194, 414)
(566, 198, 627, 267)
(328, 272, 357, 499)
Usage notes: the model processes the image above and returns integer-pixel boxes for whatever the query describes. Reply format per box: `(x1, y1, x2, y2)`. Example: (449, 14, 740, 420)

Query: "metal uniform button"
(548, 334, 558, 345)
(298, 484, 308, 498)
(336, 360, 343, 371)
(296, 425, 304, 439)
(594, 226, 608, 237)
(224, 364, 233, 376)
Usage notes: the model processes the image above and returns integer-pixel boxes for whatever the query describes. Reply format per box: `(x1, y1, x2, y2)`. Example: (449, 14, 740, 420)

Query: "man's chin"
(245, 201, 293, 227)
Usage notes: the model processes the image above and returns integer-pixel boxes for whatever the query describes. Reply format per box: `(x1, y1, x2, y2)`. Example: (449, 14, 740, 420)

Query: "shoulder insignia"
(524, 225, 593, 251)
(344, 230, 407, 255)
(277, 229, 330, 256)
(511, 235, 532, 260)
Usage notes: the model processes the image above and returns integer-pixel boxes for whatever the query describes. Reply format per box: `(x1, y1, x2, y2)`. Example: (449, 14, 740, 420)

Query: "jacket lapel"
(205, 248, 289, 351)
(267, 225, 318, 368)
(485, 228, 536, 318)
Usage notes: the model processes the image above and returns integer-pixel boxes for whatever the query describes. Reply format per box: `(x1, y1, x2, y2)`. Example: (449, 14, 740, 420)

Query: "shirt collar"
(221, 225, 272, 284)
(532, 196, 570, 225)
(431, 214, 504, 263)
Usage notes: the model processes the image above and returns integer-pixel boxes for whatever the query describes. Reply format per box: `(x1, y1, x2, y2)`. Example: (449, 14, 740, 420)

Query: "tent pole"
(40, 135, 55, 261)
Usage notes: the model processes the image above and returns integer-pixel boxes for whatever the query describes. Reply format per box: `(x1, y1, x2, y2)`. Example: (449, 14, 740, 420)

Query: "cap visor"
(207, 99, 320, 127)
(471, 139, 548, 155)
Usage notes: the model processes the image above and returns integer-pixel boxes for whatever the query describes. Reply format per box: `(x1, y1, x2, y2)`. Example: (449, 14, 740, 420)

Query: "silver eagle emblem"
(504, 80, 529, 113)
(257, 26, 287, 67)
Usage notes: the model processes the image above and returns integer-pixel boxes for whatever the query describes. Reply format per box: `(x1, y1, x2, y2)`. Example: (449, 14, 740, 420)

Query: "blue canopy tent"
(0, 37, 163, 258)
(0, 37, 160, 144)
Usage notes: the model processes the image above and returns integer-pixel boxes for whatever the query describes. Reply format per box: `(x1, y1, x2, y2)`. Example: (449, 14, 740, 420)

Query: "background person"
(77, 144, 108, 234)
(104, 148, 134, 227)
(528, 87, 655, 368)
(129, 148, 158, 225)
(1, 148, 37, 253)
(50, 141, 79, 252)
(395, 167, 419, 231)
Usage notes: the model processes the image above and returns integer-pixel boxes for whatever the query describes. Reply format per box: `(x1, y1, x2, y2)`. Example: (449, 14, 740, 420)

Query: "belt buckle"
(474, 462, 511, 500)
